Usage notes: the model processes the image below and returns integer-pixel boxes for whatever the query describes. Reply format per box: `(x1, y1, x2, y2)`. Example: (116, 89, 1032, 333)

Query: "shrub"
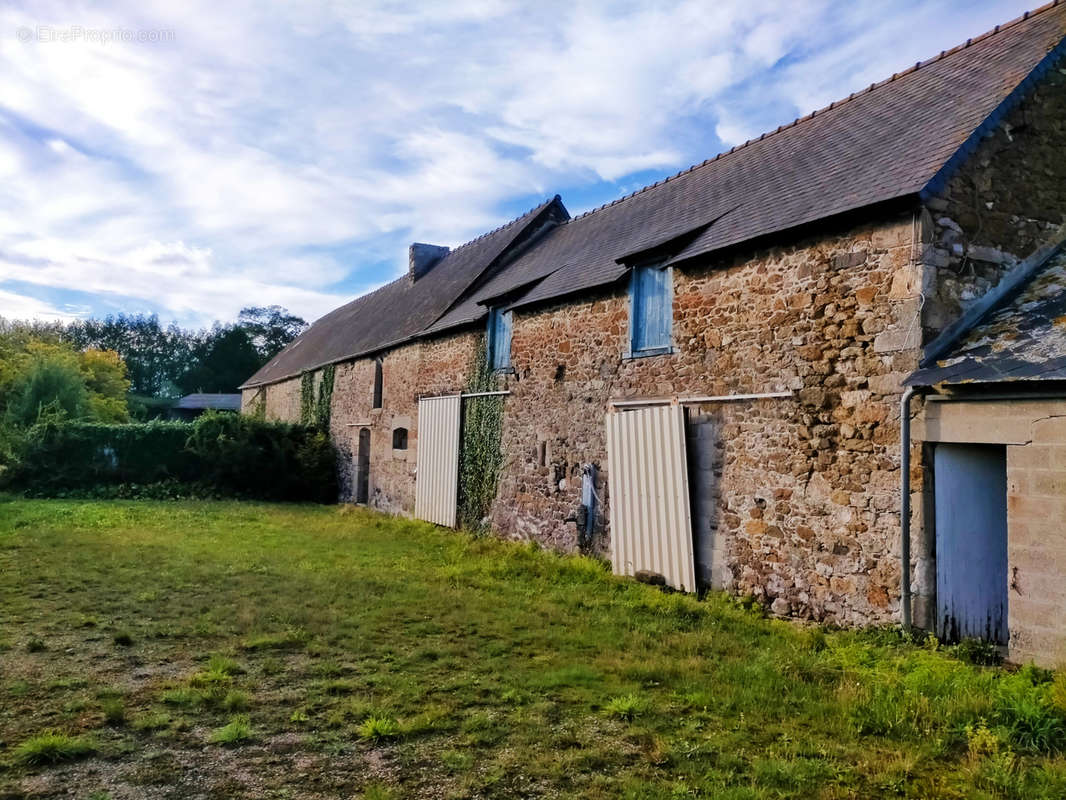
(2, 412, 337, 502)
(5, 359, 89, 428)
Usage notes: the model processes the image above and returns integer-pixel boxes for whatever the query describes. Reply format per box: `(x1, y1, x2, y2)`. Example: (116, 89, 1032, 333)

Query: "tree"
(80, 348, 131, 422)
(5, 358, 89, 427)
(177, 325, 262, 394)
(65, 314, 190, 397)
(0, 323, 131, 427)
(238, 306, 307, 361)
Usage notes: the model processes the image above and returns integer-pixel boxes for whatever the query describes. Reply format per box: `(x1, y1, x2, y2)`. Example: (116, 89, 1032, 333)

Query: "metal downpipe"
(900, 387, 916, 632)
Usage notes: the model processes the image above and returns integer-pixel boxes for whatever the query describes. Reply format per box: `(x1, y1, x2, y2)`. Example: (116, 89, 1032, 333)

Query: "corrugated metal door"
(934, 443, 1008, 643)
(415, 395, 462, 527)
(605, 403, 697, 591)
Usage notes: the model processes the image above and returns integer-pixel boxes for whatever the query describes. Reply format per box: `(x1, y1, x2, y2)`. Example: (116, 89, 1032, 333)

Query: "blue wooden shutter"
(488, 308, 512, 370)
(631, 266, 671, 352)
(498, 310, 512, 369)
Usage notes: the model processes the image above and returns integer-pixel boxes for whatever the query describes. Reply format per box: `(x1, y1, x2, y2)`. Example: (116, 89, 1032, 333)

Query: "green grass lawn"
(2, 499, 1066, 799)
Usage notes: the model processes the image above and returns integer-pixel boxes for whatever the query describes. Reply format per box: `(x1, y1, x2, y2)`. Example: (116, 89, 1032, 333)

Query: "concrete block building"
(243, 5, 1066, 663)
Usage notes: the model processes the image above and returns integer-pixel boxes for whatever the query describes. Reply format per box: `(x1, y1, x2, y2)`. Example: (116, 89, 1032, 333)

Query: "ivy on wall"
(315, 364, 335, 430)
(457, 339, 503, 531)
(249, 388, 266, 420)
(299, 364, 335, 430)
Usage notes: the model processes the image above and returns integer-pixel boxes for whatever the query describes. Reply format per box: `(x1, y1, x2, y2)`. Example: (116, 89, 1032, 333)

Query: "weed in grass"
(312, 659, 344, 677)
(324, 678, 356, 695)
(362, 783, 397, 800)
(993, 679, 1066, 753)
(25, 636, 46, 653)
(357, 715, 401, 742)
(48, 676, 89, 691)
(76, 615, 99, 628)
(132, 711, 171, 732)
(14, 731, 95, 765)
(8, 679, 31, 696)
(190, 655, 243, 687)
(209, 714, 253, 745)
(290, 709, 309, 723)
(260, 656, 284, 676)
(222, 690, 250, 711)
(101, 697, 126, 725)
(160, 687, 204, 707)
(240, 628, 308, 651)
(605, 693, 650, 722)
(953, 637, 1004, 666)
(113, 630, 134, 647)
(440, 749, 474, 773)
(63, 697, 91, 713)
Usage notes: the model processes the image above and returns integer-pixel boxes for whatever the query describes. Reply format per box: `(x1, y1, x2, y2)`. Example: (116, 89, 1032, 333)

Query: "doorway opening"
(355, 427, 370, 504)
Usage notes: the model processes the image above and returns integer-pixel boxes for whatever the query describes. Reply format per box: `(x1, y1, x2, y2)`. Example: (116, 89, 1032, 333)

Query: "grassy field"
(2, 500, 1066, 799)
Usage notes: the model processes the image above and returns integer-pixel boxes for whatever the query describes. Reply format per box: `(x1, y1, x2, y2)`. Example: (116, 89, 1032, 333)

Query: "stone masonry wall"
(493, 214, 922, 626)
(247, 330, 478, 515)
(329, 331, 477, 513)
(922, 62, 1066, 336)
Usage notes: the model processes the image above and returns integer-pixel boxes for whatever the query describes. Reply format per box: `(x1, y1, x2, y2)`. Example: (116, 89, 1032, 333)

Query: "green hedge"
(1, 413, 337, 503)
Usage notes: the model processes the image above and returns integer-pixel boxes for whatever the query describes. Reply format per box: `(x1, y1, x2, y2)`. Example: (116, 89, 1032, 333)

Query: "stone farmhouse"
(243, 4, 1066, 663)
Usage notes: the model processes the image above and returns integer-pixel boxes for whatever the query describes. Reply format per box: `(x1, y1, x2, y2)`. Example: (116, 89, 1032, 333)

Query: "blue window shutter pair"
(631, 265, 671, 353)
(488, 307, 512, 370)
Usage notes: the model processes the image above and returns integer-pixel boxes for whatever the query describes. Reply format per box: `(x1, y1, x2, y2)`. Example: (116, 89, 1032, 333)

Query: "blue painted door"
(934, 444, 1008, 644)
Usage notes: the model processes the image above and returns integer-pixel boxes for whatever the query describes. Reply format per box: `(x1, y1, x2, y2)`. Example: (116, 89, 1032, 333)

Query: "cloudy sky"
(0, 0, 1035, 328)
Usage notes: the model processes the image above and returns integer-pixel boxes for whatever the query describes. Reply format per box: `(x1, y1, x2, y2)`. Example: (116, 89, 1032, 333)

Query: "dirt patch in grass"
(2, 499, 1066, 798)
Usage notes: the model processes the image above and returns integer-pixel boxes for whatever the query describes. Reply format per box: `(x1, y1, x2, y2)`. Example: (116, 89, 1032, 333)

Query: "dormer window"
(629, 264, 673, 356)
(487, 307, 512, 371)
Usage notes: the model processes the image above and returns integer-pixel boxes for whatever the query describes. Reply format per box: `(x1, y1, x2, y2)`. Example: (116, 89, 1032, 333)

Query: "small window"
(487, 307, 512, 371)
(630, 264, 672, 355)
(392, 427, 408, 450)
(372, 359, 383, 408)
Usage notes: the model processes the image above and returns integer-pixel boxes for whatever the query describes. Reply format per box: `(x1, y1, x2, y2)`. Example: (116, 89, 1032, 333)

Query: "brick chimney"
(408, 243, 450, 282)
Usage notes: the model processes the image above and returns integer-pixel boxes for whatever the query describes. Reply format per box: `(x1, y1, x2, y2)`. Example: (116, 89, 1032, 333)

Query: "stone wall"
(922, 62, 1066, 337)
(247, 330, 478, 515)
(329, 331, 477, 513)
(493, 214, 922, 625)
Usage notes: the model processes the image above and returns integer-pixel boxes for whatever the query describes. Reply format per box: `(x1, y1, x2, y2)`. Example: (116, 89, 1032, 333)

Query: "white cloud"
(0, 0, 1037, 326)
(0, 287, 81, 321)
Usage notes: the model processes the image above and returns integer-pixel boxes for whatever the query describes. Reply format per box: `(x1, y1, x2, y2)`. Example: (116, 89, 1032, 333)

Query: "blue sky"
(0, 0, 1036, 327)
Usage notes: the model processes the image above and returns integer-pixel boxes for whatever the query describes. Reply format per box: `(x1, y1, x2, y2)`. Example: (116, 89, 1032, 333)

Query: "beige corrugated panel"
(414, 395, 462, 528)
(605, 404, 697, 592)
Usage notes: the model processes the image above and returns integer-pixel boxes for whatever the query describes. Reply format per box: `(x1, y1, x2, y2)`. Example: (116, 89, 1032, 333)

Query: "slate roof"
(241, 198, 565, 387)
(175, 393, 242, 411)
(906, 245, 1066, 386)
(243, 2, 1066, 388)
(458, 1, 1066, 315)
